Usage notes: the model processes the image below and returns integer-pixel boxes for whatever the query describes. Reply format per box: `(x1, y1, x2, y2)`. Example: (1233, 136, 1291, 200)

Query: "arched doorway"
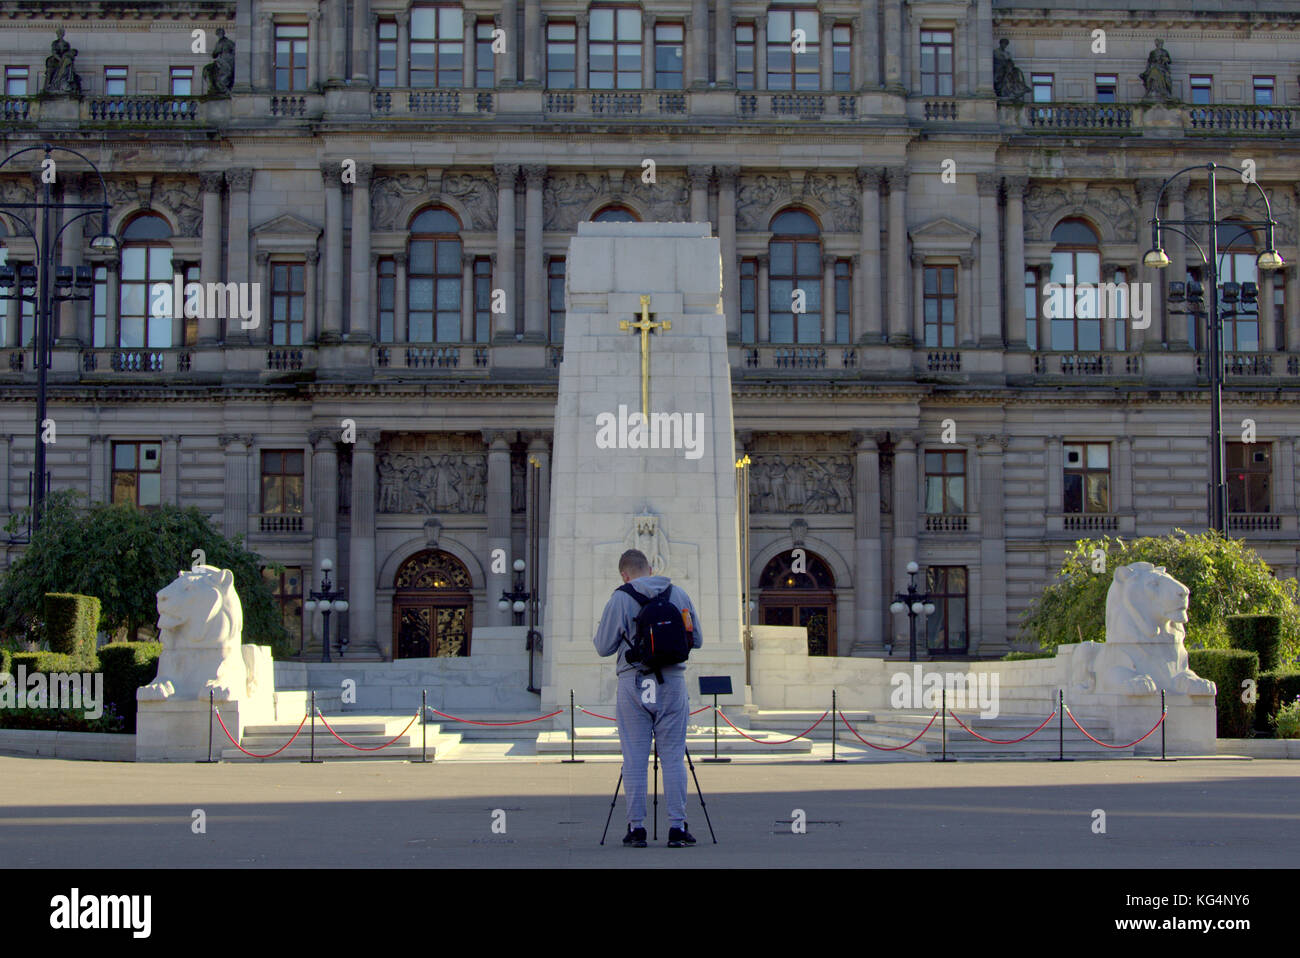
(393, 549, 473, 658)
(758, 550, 837, 656)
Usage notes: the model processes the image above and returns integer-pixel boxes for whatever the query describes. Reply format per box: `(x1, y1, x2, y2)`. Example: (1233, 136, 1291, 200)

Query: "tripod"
(600, 742, 717, 845)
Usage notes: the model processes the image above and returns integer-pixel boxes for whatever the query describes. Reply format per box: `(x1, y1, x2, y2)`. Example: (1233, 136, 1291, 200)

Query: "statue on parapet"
(1140, 39, 1174, 103)
(43, 28, 82, 96)
(202, 28, 236, 96)
(993, 39, 1030, 103)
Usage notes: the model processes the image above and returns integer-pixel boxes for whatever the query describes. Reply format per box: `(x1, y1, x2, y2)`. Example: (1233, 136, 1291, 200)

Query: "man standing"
(593, 549, 703, 847)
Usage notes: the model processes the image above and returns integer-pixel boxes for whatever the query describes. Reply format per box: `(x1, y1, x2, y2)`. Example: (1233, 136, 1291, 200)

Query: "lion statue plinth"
(1070, 562, 1216, 698)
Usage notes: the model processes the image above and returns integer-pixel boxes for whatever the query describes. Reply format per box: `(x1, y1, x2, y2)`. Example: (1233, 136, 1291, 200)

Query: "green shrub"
(1271, 698, 1300, 739)
(1256, 670, 1300, 734)
(1002, 650, 1057, 661)
(0, 704, 124, 733)
(97, 641, 161, 734)
(0, 648, 10, 677)
(9, 651, 76, 675)
(43, 593, 101, 669)
(1188, 649, 1257, 738)
(1226, 614, 1282, 673)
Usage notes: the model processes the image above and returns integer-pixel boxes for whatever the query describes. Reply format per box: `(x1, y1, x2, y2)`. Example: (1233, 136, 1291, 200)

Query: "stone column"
(856, 167, 882, 342)
(161, 435, 180, 505)
(498, 0, 518, 86)
(1116, 436, 1134, 513)
(1003, 176, 1028, 348)
(958, 253, 975, 347)
(104, 258, 120, 349)
(327, 0, 346, 83)
(820, 15, 834, 90)
(493, 164, 518, 340)
(348, 429, 379, 653)
(716, 0, 734, 87)
(1102, 261, 1121, 351)
(219, 434, 254, 540)
(464, 8, 477, 87)
(853, 432, 883, 653)
(1135, 178, 1163, 353)
(975, 0, 994, 95)
(393, 251, 408, 342)
(396, 11, 410, 87)
(575, 13, 589, 87)
(198, 173, 224, 343)
(757, 254, 771, 342)
(1278, 438, 1296, 513)
(1045, 435, 1062, 515)
(523, 0, 541, 86)
(304, 250, 319, 343)
(1285, 264, 1300, 353)
(308, 10, 321, 87)
(823, 254, 837, 342)
(975, 172, 1002, 347)
(911, 251, 925, 345)
(461, 252, 476, 342)
(257, 12, 273, 89)
(717, 166, 740, 341)
(485, 430, 513, 626)
(688, 166, 711, 223)
(309, 429, 339, 647)
(892, 431, 921, 614)
(642, 13, 656, 89)
(860, 1, 878, 88)
(351, 0, 370, 83)
(882, 0, 902, 90)
(1166, 179, 1189, 349)
(224, 168, 253, 343)
(321, 163, 344, 340)
(755, 13, 767, 90)
(86, 436, 104, 506)
(1260, 270, 1276, 352)
(1034, 259, 1053, 353)
(54, 178, 81, 343)
(976, 434, 1008, 655)
(523, 164, 546, 341)
(885, 167, 908, 343)
(348, 162, 374, 343)
(691, 0, 708, 87)
(255, 252, 271, 346)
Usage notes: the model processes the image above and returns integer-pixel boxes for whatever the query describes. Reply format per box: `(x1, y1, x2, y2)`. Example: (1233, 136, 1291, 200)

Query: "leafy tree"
(1019, 529, 1300, 668)
(0, 490, 289, 657)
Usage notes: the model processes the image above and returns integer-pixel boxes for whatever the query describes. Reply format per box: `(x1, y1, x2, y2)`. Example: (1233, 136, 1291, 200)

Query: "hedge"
(1227, 614, 1282, 674)
(1187, 648, 1258, 738)
(43, 593, 101, 670)
(98, 641, 161, 734)
(1256, 670, 1300, 734)
(0, 705, 124, 733)
(1002, 651, 1057, 661)
(0, 648, 10, 677)
(9, 651, 77, 675)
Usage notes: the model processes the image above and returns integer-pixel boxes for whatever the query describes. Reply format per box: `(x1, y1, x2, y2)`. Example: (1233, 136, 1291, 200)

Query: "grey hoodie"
(592, 574, 703, 677)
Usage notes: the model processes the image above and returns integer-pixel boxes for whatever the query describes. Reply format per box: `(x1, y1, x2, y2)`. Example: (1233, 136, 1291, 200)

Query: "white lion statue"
(138, 565, 265, 703)
(1070, 562, 1216, 697)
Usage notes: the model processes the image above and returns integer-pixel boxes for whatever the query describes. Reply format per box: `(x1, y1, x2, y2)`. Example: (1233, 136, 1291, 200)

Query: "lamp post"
(498, 557, 530, 625)
(736, 453, 752, 684)
(0, 144, 117, 535)
(304, 558, 349, 663)
(1142, 162, 1285, 533)
(889, 561, 936, 662)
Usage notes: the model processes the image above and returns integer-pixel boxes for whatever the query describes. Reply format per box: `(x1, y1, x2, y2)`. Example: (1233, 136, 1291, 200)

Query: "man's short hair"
(619, 549, 653, 578)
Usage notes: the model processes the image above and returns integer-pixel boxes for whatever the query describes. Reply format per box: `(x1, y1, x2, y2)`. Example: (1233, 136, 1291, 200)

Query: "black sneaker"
(667, 825, 697, 847)
(622, 826, 647, 847)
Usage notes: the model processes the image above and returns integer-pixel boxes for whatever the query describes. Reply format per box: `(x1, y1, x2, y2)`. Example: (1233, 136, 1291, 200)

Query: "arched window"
(1218, 225, 1260, 352)
(1049, 218, 1101, 351)
(758, 549, 836, 655)
(407, 207, 462, 342)
(768, 208, 822, 343)
(119, 213, 173, 348)
(592, 205, 639, 222)
(393, 549, 473, 658)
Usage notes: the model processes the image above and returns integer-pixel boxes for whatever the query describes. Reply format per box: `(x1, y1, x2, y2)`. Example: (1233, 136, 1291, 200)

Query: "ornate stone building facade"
(0, 0, 1297, 661)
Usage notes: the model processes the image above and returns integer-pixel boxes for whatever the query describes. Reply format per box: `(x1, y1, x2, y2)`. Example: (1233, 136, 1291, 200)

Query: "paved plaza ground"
(1, 753, 1297, 868)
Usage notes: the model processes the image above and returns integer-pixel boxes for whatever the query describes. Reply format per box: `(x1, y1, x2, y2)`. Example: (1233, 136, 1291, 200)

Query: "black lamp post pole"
(1205, 167, 1225, 533)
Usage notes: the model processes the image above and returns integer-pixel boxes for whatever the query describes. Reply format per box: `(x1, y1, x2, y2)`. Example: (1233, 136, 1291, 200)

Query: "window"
(274, 23, 309, 91)
(1220, 228, 1260, 352)
(407, 207, 462, 342)
(1273, 283, 1286, 352)
(410, 4, 464, 88)
(377, 20, 398, 87)
(264, 566, 304, 655)
(473, 257, 492, 341)
(589, 6, 641, 90)
(832, 25, 852, 91)
(181, 262, 199, 346)
(170, 67, 193, 96)
(767, 8, 819, 92)
(118, 214, 173, 349)
(0, 246, 34, 347)
(5, 67, 28, 96)
(740, 258, 757, 343)
(270, 262, 305, 346)
(476, 20, 495, 87)
(1190, 75, 1212, 105)
(104, 66, 127, 96)
(834, 260, 851, 343)
(1024, 268, 1038, 350)
(1253, 77, 1274, 106)
(925, 566, 968, 654)
(654, 22, 684, 89)
(377, 257, 395, 341)
(735, 23, 755, 90)
(925, 450, 965, 514)
(261, 450, 305, 514)
(546, 21, 577, 89)
(112, 441, 162, 508)
(1095, 74, 1117, 103)
(1063, 442, 1109, 514)
(1049, 219, 1102, 351)
(1031, 73, 1053, 103)
(592, 205, 638, 222)
(1227, 442, 1271, 514)
(767, 209, 822, 343)
(923, 265, 957, 348)
(919, 29, 953, 96)
(548, 257, 565, 342)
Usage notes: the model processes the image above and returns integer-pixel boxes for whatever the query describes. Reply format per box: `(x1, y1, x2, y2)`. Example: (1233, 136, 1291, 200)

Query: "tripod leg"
(599, 772, 623, 846)
(683, 745, 718, 844)
(652, 745, 659, 841)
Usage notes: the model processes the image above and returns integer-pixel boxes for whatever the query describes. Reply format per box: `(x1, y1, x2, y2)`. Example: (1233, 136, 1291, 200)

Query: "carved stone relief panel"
(377, 433, 488, 515)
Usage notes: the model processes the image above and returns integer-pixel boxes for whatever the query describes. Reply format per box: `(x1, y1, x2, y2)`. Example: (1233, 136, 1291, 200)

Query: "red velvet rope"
(425, 707, 564, 726)
(837, 710, 939, 751)
(1065, 705, 1166, 749)
(714, 707, 828, 744)
(315, 709, 421, 751)
(947, 709, 1058, 744)
(213, 708, 308, 758)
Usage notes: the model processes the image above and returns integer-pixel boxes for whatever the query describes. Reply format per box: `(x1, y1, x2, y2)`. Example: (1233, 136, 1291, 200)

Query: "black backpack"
(618, 583, 693, 683)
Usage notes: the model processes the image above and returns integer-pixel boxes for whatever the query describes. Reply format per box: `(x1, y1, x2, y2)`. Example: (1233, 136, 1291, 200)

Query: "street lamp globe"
(911, 601, 924, 615)
(905, 561, 919, 575)
(334, 600, 349, 613)
(512, 600, 526, 614)
(320, 558, 333, 573)
(89, 233, 118, 252)
(890, 602, 905, 615)
(513, 558, 526, 572)
(1143, 247, 1171, 269)
(1256, 248, 1285, 271)
(497, 599, 510, 612)
(923, 603, 936, 615)
(304, 599, 317, 613)
(319, 599, 333, 612)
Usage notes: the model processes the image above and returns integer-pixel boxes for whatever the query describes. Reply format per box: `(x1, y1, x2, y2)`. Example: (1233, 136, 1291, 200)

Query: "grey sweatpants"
(615, 669, 688, 829)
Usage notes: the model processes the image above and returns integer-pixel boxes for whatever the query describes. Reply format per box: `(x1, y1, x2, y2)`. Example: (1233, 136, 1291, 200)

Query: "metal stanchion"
(700, 693, 730, 763)
(413, 689, 432, 763)
(1150, 689, 1176, 762)
(197, 689, 218, 763)
(562, 689, 584, 763)
(822, 689, 846, 763)
(1052, 689, 1072, 762)
(933, 687, 955, 762)
(301, 689, 323, 763)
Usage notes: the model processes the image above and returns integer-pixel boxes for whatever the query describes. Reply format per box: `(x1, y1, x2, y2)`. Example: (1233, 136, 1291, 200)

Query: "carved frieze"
(736, 171, 861, 232)
(749, 454, 854, 514)
(371, 170, 496, 233)
(542, 170, 688, 230)
(376, 433, 489, 515)
(1023, 182, 1137, 243)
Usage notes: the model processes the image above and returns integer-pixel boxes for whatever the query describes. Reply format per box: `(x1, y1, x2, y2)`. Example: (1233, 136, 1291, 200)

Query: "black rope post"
(562, 689, 584, 763)
(933, 686, 955, 762)
(701, 692, 730, 763)
(197, 688, 217, 763)
(301, 689, 323, 763)
(413, 689, 431, 763)
(1151, 688, 1176, 762)
(822, 689, 845, 763)
(653, 744, 659, 841)
(1052, 689, 1072, 762)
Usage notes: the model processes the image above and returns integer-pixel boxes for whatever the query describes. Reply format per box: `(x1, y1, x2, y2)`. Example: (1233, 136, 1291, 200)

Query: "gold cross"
(619, 294, 671, 419)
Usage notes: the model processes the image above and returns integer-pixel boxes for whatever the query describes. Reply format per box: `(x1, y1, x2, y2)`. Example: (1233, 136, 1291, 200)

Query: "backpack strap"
(618, 583, 650, 606)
